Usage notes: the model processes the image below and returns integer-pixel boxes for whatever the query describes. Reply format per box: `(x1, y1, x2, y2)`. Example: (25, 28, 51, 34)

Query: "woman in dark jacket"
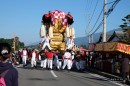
(0, 43, 18, 86)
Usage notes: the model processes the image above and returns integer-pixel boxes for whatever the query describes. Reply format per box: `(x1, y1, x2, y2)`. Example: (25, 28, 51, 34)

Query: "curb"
(86, 67, 120, 78)
(86, 67, 130, 84)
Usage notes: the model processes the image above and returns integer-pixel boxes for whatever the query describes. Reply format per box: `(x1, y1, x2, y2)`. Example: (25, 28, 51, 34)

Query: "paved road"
(17, 66, 127, 86)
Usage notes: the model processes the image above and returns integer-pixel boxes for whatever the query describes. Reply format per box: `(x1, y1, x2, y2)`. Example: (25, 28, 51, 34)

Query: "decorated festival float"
(40, 10, 75, 50)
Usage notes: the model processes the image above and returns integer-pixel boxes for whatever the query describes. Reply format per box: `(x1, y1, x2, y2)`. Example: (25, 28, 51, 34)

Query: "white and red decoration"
(42, 10, 74, 26)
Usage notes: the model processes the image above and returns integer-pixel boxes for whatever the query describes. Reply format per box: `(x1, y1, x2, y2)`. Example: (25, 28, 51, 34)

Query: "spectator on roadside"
(75, 51, 81, 71)
(86, 51, 90, 67)
(121, 54, 130, 83)
(0, 43, 18, 86)
(88, 52, 93, 67)
(18, 50, 22, 64)
(79, 51, 86, 71)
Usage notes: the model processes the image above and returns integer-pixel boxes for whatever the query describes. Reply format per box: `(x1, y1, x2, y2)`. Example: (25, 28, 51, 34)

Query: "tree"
(0, 38, 24, 52)
(119, 14, 130, 42)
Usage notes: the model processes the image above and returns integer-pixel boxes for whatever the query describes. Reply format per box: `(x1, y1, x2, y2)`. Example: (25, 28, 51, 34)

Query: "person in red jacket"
(46, 50, 53, 70)
(21, 47, 28, 66)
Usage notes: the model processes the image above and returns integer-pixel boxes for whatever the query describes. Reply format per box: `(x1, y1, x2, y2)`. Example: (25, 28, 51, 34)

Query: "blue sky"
(0, 0, 129, 45)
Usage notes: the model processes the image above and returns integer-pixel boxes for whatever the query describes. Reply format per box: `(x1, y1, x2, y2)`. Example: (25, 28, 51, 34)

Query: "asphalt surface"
(16, 65, 128, 86)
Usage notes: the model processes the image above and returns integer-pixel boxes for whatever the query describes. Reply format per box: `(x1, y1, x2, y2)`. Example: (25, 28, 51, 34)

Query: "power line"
(106, 0, 120, 16)
(89, 0, 99, 24)
(89, 7, 104, 33)
(106, 0, 117, 5)
(84, 0, 93, 35)
(87, 0, 98, 43)
(90, 19, 104, 36)
(88, 0, 121, 36)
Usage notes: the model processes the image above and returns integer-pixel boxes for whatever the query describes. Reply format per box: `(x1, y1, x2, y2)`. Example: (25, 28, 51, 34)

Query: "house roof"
(97, 33, 111, 43)
(107, 31, 128, 42)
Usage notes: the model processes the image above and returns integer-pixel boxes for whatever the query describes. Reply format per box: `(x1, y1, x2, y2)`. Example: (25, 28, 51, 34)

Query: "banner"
(94, 43, 104, 51)
(104, 42, 117, 51)
(94, 42, 130, 55)
(117, 43, 130, 54)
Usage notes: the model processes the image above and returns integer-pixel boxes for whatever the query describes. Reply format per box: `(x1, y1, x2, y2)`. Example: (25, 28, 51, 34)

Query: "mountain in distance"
(74, 28, 122, 47)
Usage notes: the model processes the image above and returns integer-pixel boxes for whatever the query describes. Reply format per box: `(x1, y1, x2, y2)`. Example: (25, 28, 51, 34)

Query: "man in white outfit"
(40, 34, 51, 50)
(39, 49, 47, 70)
(21, 47, 28, 66)
(62, 49, 72, 71)
(53, 50, 62, 70)
(66, 36, 74, 50)
(70, 50, 75, 69)
(31, 49, 37, 68)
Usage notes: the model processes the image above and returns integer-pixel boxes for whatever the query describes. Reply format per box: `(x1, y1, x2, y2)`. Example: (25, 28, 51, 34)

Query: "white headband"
(1, 49, 8, 55)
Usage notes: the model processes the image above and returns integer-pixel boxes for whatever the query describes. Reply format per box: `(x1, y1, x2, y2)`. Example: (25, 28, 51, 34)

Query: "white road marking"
(109, 81, 125, 86)
(51, 70, 58, 78)
(89, 73, 128, 86)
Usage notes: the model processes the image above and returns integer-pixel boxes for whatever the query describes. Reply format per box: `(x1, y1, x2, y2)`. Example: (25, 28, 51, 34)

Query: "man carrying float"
(66, 36, 75, 50)
(40, 34, 51, 50)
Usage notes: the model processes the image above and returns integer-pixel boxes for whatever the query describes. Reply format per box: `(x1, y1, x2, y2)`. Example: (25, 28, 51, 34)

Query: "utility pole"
(91, 35, 93, 43)
(14, 32, 16, 51)
(88, 14, 91, 43)
(103, 0, 107, 42)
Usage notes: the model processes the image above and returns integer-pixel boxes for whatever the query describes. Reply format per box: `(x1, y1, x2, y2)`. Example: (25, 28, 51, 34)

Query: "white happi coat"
(41, 36, 51, 50)
(66, 38, 74, 49)
(31, 52, 37, 67)
(62, 51, 72, 70)
(22, 50, 28, 65)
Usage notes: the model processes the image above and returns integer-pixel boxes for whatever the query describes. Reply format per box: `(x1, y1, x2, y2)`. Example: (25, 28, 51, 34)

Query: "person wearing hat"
(0, 42, 18, 86)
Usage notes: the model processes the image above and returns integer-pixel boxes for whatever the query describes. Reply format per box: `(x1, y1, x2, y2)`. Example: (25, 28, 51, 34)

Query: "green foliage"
(0, 38, 13, 46)
(120, 14, 130, 42)
(0, 38, 24, 51)
(120, 14, 130, 30)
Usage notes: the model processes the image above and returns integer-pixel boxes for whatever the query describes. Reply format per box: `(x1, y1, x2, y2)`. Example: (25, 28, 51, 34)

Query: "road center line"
(51, 70, 58, 78)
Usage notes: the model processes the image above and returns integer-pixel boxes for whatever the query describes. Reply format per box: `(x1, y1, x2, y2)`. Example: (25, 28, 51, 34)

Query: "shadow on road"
(28, 78, 57, 81)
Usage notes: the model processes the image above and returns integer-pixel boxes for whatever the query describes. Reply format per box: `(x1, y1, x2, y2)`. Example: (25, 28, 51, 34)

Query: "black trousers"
(122, 72, 129, 80)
